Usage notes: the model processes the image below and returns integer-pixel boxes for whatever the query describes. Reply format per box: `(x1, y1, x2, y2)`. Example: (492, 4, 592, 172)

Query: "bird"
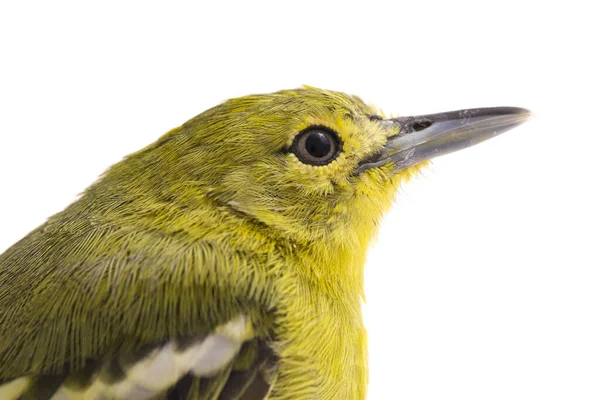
(0, 87, 530, 400)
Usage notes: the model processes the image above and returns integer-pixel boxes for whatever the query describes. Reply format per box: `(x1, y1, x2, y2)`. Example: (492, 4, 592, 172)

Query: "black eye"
(291, 126, 341, 166)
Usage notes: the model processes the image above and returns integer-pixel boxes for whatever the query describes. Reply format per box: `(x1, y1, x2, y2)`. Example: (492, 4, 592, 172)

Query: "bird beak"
(356, 107, 532, 174)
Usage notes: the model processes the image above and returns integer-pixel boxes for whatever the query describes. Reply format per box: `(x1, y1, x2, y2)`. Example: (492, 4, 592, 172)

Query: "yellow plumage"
(0, 87, 529, 399)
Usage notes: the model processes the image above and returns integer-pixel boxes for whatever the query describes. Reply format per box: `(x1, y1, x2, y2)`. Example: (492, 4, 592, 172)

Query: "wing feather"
(0, 316, 277, 400)
(0, 222, 278, 399)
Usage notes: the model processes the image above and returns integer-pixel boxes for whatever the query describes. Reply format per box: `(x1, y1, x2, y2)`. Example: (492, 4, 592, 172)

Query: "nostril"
(412, 120, 432, 131)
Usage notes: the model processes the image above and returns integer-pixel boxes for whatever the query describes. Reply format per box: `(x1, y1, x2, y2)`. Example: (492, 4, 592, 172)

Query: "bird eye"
(291, 127, 341, 166)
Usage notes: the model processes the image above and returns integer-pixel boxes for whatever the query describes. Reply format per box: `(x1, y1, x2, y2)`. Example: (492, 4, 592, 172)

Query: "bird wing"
(0, 332, 277, 400)
(0, 325, 277, 400)
(0, 218, 278, 399)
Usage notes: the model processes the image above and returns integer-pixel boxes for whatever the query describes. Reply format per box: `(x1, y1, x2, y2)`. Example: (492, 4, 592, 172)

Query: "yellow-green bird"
(0, 87, 530, 400)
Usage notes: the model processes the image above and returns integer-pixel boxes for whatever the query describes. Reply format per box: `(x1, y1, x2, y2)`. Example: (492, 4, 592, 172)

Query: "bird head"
(99, 87, 529, 272)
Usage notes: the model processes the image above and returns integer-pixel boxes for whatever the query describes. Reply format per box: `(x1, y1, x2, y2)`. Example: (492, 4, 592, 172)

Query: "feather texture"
(0, 318, 277, 399)
(0, 87, 418, 399)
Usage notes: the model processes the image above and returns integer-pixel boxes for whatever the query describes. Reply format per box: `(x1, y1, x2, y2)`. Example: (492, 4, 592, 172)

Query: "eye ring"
(290, 126, 342, 166)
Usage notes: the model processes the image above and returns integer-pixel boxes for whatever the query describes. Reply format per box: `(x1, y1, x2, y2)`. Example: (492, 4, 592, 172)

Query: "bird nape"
(0, 87, 530, 400)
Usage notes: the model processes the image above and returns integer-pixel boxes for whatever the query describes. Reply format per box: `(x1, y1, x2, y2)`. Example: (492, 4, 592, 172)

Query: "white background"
(0, 1, 598, 399)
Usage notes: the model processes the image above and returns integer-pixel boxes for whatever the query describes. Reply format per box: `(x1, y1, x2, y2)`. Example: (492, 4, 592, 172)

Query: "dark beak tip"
(500, 106, 533, 125)
(467, 106, 533, 128)
(504, 106, 532, 118)
(468, 106, 532, 119)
